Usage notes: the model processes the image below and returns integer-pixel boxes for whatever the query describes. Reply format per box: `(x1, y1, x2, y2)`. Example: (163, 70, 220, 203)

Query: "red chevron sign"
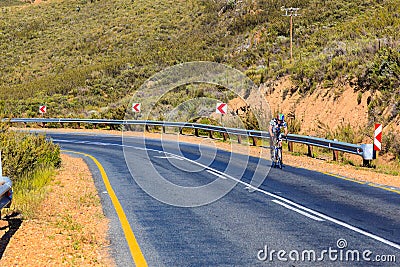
(216, 103, 227, 114)
(374, 123, 382, 151)
(39, 105, 47, 114)
(132, 103, 141, 113)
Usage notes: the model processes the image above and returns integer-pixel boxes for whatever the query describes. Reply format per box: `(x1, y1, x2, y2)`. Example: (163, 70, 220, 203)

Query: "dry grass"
(0, 154, 115, 266)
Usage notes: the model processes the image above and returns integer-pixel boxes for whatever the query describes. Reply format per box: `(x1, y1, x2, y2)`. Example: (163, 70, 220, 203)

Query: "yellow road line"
(323, 172, 400, 194)
(368, 183, 400, 194)
(323, 172, 365, 184)
(62, 150, 147, 267)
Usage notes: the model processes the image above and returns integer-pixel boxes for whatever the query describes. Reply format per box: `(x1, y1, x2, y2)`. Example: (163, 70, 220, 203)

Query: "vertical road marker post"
(0, 151, 3, 178)
(374, 124, 382, 151)
(374, 123, 382, 160)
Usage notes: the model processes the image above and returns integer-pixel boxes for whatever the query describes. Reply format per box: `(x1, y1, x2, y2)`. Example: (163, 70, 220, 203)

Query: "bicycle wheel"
(275, 147, 280, 168)
(278, 148, 283, 169)
(271, 148, 276, 167)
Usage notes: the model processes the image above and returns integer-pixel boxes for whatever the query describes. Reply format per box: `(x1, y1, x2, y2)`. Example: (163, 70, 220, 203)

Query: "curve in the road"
(63, 150, 147, 267)
(42, 131, 400, 266)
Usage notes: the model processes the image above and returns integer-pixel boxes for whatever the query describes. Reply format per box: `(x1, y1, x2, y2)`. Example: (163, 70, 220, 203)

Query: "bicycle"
(271, 133, 286, 169)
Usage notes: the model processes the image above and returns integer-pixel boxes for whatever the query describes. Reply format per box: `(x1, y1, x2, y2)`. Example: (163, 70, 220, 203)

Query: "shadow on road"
(0, 212, 22, 259)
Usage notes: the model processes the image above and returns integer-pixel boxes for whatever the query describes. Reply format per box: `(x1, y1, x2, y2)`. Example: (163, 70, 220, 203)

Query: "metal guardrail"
(7, 118, 368, 160)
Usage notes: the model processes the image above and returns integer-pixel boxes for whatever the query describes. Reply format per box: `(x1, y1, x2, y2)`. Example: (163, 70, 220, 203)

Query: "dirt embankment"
(262, 76, 371, 135)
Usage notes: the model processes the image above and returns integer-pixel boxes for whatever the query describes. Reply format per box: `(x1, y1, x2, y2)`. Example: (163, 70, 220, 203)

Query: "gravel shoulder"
(0, 154, 115, 266)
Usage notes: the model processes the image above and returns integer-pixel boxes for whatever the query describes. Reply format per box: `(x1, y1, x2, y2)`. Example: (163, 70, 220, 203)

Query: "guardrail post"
(237, 135, 242, 144)
(179, 127, 183, 135)
(162, 126, 166, 133)
(332, 150, 339, 161)
(0, 151, 3, 178)
(251, 136, 257, 146)
(223, 132, 228, 141)
(194, 128, 199, 137)
(209, 130, 213, 139)
(363, 159, 372, 167)
(288, 141, 293, 152)
(361, 144, 374, 168)
(145, 124, 149, 132)
(307, 145, 313, 157)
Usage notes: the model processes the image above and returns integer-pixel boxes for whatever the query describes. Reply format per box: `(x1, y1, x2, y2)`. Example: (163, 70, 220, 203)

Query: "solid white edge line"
(55, 138, 400, 250)
(272, 200, 325, 221)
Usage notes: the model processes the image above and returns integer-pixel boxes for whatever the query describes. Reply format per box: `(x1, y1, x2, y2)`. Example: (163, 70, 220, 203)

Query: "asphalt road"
(44, 131, 399, 267)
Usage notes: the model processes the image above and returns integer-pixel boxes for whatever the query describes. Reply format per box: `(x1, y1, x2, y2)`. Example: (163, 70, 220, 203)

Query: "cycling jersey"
(269, 118, 287, 136)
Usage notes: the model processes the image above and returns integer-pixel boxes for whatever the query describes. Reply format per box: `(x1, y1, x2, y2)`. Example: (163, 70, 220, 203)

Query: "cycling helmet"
(278, 113, 284, 121)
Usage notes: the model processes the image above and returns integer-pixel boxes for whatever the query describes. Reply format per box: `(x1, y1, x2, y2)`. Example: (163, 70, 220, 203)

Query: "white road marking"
(56, 137, 400, 250)
(272, 200, 325, 221)
(154, 155, 184, 160)
(206, 170, 227, 179)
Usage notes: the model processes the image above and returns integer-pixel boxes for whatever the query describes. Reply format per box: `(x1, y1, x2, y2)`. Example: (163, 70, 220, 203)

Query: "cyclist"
(269, 113, 288, 163)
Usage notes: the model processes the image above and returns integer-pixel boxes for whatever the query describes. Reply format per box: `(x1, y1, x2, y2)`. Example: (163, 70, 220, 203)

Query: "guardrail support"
(288, 141, 293, 152)
(194, 128, 199, 137)
(307, 145, 313, 157)
(237, 135, 242, 144)
(363, 159, 372, 167)
(332, 150, 339, 161)
(223, 133, 228, 141)
(162, 126, 166, 133)
(251, 136, 257, 146)
(0, 151, 3, 178)
(209, 130, 213, 139)
(145, 124, 149, 132)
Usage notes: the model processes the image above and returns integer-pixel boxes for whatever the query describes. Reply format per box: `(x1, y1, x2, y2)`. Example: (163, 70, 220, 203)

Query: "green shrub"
(382, 131, 400, 159)
(0, 119, 61, 182)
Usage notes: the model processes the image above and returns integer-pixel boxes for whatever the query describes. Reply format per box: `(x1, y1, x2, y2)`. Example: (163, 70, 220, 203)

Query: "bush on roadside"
(382, 131, 400, 161)
(0, 118, 61, 182)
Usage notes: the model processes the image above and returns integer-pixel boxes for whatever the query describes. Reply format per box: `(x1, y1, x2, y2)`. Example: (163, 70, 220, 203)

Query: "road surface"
(45, 131, 399, 266)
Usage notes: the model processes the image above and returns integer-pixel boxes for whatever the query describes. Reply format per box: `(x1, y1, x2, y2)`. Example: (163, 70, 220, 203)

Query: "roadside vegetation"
(0, 117, 61, 218)
(0, 0, 398, 161)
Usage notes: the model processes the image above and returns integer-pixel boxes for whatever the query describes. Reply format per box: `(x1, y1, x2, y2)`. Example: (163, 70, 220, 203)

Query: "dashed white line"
(206, 170, 227, 179)
(271, 200, 325, 221)
(154, 155, 184, 160)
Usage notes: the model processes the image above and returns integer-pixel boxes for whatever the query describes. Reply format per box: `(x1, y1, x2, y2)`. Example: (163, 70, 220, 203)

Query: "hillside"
(0, 0, 399, 154)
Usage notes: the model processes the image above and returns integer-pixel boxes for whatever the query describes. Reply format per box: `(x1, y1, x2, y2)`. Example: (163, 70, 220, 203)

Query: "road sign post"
(374, 123, 382, 151)
(216, 103, 227, 126)
(39, 105, 47, 127)
(39, 105, 47, 114)
(216, 103, 227, 115)
(132, 103, 141, 113)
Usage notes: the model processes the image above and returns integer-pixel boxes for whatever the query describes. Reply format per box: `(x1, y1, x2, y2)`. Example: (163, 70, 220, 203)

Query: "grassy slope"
(0, 0, 398, 121)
